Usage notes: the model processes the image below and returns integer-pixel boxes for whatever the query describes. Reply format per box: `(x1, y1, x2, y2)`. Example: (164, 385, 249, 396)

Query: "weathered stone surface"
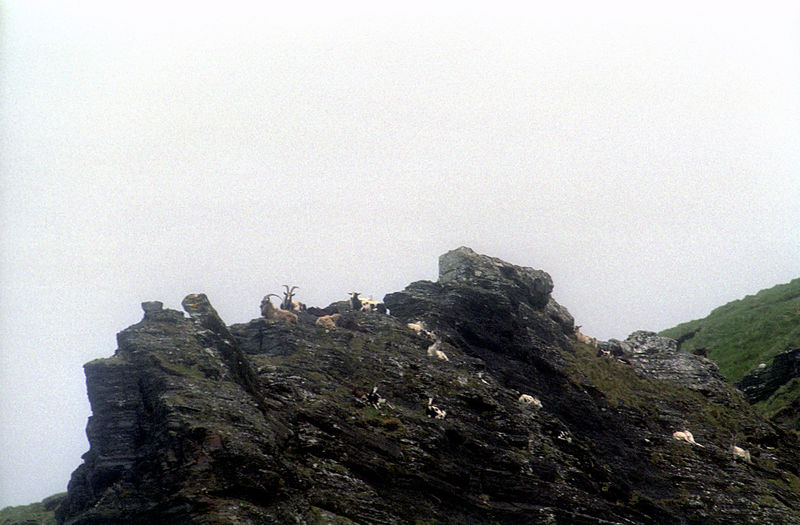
(57, 249, 800, 524)
(624, 330, 679, 354)
(601, 331, 732, 400)
(629, 349, 731, 398)
(439, 246, 554, 308)
(737, 347, 800, 403)
(141, 300, 163, 312)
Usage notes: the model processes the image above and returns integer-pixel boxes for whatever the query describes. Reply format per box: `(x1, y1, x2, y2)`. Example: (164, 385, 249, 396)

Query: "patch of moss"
(567, 342, 693, 410)
(0, 493, 65, 525)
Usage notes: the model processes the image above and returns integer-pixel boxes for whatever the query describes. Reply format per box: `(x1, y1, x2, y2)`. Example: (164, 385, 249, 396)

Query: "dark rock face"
(438, 246, 555, 309)
(58, 249, 800, 524)
(737, 347, 800, 403)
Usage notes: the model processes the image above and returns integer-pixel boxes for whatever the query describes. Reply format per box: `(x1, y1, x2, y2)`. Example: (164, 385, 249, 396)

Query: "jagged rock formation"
(599, 331, 732, 400)
(737, 348, 800, 403)
(599, 330, 678, 356)
(57, 247, 800, 524)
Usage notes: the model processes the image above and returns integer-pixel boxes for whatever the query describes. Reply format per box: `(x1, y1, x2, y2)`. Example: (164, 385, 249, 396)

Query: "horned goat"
(672, 429, 704, 447)
(518, 394, 542, 409)
(261, 295, 298, 323)
(280, 285, 306, 312)
(574, 325, 598, 348)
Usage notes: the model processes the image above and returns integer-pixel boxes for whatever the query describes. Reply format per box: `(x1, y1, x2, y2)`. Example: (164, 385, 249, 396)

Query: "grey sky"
(2, 0, 799, 508)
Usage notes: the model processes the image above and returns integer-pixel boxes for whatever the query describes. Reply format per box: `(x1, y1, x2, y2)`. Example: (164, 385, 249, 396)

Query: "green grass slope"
(660, 278, 800, 383)
(0, 493, 65, 525)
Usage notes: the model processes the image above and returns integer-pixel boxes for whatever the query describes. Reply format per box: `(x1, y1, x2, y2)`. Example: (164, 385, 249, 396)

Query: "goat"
(349, 292, 362, 311)
(426, 339, 449, 361)
(407, 321, 428, 334)
(349, 292, 386, 313)
(518, 394, 542, 409)
(426, 398, 446, 419)
(281, 285, 305, 312)
(408, 322, 449, 361)
(260, 295, 298, 323)
(315, 313, 342, 331)
(672, 429, 704, 447)
(731, 444, 751, 463)
(574, 325, 597, 348)
(366, 385, 385, 409)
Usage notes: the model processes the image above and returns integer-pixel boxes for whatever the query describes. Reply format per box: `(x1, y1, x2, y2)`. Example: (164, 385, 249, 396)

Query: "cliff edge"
(57, 247, 800, 524)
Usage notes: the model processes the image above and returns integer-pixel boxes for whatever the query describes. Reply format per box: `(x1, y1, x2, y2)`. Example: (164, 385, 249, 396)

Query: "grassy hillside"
(660, 278, 800, 383)
(0, 493, 64, 525)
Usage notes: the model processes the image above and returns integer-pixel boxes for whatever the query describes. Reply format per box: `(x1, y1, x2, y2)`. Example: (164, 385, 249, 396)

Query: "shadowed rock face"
(57, 248, 800, 524)
(737, 348, 800, 403)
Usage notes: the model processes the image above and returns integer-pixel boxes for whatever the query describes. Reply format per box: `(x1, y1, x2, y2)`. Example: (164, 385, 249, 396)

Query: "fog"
(1, 1, 798, 508)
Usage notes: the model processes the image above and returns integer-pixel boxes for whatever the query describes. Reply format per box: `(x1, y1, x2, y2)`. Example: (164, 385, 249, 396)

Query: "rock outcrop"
(737, 347, 800, 403)
(599, 331, 733, 400)
(57, 248, 800, 524)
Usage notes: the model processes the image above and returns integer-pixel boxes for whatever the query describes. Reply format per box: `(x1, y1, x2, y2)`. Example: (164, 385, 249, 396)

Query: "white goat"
(427, 339, 449, 361)
(731, 445, 751, 463)
(261, 295, 298, 323)
(672, 429, 704, 448)
(315, 313, 342, 331)
(408, 321, 448, 360)
(426, 398, 446, 419)
(574, 325, 597, 348)
(518, 394, 542, 409)
(407, 321, 428, 334)
(349, 292, 386, 313)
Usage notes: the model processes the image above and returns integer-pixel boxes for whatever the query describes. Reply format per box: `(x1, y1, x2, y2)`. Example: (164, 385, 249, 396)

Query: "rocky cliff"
(737, 348, 800, 404)
(57, 247, 800, 524)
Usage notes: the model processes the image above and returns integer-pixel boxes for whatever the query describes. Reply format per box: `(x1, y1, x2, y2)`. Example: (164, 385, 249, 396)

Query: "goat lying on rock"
(407, 321, 449, 360)
(574, 325, 597, 348)
(731, 444, 751, 463)
(315, 313, 342, 330)
(672, 429, 704, 447)
(426, 398, 446, 419)
(518, 394, 542, 409)
(349, 292, 387, 313)
(261, 295, 298, 323)
(426, 339, 449, 361)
